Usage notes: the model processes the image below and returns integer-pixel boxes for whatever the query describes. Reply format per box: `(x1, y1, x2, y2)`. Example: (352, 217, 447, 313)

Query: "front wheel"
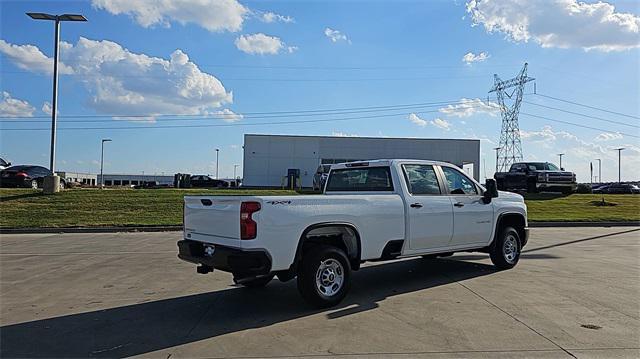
(30, 179, 38, 189)
(490, 226, 521, 270)
(297, 245, 351, 308)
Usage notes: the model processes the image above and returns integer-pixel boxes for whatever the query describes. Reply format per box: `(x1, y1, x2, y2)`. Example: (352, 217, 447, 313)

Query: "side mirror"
(483, 179, 499, 204)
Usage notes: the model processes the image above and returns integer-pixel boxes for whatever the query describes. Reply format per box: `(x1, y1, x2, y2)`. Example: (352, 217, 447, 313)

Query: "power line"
(520, 112, 639, 138)
(0, 98, 479, 120)
(523, 100, 640, 129)
(534, 93, 640, 120)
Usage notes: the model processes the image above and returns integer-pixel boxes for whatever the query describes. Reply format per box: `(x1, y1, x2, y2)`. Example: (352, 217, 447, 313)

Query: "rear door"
(184, 196, 244, 244)
(402, 164, 453, 250)
(439, 166, 494, 247)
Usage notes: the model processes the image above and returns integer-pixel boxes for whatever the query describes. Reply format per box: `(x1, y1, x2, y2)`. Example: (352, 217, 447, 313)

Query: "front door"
(403, 164, 454, 250)
(440, 166, 494, 247)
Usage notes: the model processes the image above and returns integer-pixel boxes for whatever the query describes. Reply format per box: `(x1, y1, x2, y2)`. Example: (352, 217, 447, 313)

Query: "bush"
(576, 183, 592, 194)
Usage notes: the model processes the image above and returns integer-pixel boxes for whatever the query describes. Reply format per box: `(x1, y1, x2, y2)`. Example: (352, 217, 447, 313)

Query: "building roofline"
(244, 133, 480, 142)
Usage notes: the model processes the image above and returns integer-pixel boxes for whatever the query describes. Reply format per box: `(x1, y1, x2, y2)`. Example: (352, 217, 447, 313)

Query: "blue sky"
(1, 0, 639, 181)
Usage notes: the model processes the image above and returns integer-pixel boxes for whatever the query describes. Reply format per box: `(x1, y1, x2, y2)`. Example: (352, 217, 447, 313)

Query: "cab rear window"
(325, 167, 394, 192)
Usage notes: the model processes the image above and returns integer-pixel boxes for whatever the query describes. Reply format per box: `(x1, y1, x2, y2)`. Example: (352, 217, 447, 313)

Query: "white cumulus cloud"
(92, 0, 249, 32)
(324, 28, 350, 43)
(439, 98, 500, 118)
(1, 38, 234, 120)
(213, 109, 243, 122)
(466, 0, 640, 52)
(0, 39, 74, 75)
(408, 113, 428, 127)
(595, 132, 624, 141)
(431, 118, 451, 131)
(42, 101, 52, 115)
(0, 91, 35, 117)
(260, 11, 294, 23)
(235, 33, 296, 55)
(462, 51, 490, 64)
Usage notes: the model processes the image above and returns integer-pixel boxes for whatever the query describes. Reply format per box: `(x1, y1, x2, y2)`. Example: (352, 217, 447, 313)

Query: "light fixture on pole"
(215, 148, 220, 179)
(613, 148, 624, 183)
(27, 12, 87, 193)
(100, 139, 111, 188)
(493, 147, 501, 173)
(557, 153, 564, 169)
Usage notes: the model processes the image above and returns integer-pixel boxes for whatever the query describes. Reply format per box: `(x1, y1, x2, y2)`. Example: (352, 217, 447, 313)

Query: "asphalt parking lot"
(0, 227, 638, 358)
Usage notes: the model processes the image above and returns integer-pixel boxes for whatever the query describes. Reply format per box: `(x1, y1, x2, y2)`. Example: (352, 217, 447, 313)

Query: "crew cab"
(178, 160, 529, 307)
(494, 162, 577, 194)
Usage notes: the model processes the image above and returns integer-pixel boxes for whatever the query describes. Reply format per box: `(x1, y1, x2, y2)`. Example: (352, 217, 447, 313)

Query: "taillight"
(240, 201, 261, 240)
(16, 172, 28, 178)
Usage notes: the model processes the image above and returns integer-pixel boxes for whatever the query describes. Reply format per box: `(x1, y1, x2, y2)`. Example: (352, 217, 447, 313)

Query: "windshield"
(546, 163, 560, 171)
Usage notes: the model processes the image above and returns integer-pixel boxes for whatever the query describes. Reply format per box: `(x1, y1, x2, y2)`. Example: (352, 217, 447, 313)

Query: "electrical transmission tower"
(489, 63, 534, 172)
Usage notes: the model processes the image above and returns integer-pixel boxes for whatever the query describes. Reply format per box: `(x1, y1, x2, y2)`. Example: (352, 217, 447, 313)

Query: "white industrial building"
(242, 134, 480, 188)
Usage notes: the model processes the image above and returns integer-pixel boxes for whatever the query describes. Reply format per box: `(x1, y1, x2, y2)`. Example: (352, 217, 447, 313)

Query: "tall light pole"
(100, 139, 111, 188)
(215, 148, 220, 179)
(27, 12, 87, 193)
(557, 153, 564, 169)
(614, 148, 624, 183)
(493, 147, 501, 173)
(595, 158, 601, 183)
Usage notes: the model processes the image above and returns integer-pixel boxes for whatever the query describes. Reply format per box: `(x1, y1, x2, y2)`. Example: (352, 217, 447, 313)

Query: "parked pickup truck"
(494, 162, 577, 194)
(178, 159, 529, 307)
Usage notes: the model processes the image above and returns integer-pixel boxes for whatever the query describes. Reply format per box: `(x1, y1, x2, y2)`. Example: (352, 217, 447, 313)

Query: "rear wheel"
(490, 226, 521, 270)
(297, 244, 351, 308)
(30, 179, 38, 189)
(233, 274, 275, 288)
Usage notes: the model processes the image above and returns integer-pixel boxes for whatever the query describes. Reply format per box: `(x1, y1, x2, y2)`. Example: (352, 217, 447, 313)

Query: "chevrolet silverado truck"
(494, 162, 577, 194)
(178, 159, 529, 307)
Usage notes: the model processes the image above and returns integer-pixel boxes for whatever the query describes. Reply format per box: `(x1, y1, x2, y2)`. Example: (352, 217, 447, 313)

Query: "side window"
(441, 167, 478, 195)
(403, 164, 441, 195)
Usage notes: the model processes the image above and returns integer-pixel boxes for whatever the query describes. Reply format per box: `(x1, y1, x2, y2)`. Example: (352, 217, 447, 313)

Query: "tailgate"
(184, 196, 245, 240)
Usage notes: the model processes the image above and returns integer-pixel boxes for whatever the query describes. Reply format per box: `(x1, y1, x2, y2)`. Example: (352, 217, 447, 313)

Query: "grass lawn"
(1, 188, 638, 228)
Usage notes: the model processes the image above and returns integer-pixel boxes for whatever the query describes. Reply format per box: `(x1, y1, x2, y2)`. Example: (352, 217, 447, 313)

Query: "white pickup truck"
(178, 159, 528, 307)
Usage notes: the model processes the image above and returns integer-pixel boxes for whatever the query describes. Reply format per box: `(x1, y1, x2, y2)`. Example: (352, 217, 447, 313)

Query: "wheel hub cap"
(315, 259, 344, 297)
(503, 235, 518, 264)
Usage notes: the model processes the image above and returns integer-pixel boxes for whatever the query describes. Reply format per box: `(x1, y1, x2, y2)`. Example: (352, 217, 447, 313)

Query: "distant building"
(242, 134, 480, 188)
(97, 174, 174, 186)
(57, 172, 97, 186)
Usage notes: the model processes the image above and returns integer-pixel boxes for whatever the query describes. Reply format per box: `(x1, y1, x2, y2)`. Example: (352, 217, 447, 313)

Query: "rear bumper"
(177, 239, 271, 276)
(0, 178, 30, 187)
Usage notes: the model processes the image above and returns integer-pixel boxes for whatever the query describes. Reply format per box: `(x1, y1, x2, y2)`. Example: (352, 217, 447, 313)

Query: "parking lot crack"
(449, 277, 577, 359)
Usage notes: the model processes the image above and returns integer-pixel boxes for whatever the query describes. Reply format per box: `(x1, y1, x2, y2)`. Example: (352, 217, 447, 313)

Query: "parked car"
(0, 157, 11, 171)
(494, 162, 577, 194)
(312, 164, 332, 191)
(0, 165, 65, 189)
(593, 183, 640, 194)
(178, 159, 528, 307)
(190, 175, 229, 188)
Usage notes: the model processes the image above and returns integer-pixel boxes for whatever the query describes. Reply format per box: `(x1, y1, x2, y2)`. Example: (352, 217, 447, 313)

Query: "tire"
(233, 274, 275, 288)
(297, 244, 351, 308)
(490, 226, 521, 270)
(59, 181, 65, 190)
(30, 179, 38, 189)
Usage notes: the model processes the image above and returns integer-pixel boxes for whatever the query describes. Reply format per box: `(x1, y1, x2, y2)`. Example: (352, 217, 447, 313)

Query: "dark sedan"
(593, 183, 640, 194)
(0, 165, 65, 189)
(190, 175, 229, 188)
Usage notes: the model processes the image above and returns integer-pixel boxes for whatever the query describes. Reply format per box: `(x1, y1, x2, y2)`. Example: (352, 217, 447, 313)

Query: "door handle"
(410, 203, 423, 208)
(454, 202, 465, 207)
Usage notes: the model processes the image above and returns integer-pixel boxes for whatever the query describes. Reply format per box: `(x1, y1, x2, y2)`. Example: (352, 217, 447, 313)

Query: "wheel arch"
(493, 212, 527, 247)
(293, 222, 362, 272)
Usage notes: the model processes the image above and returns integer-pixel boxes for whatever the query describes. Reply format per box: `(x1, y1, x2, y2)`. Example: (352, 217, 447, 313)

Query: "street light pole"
(493, 147, 501, 173)
(614, 148, 624, 183)
(596, 158, 601, 183)
(557, 153, 564, 169)
(100, 139, 111, 188)
(215, 148, 220, 179)
(27, 12, 87, 193)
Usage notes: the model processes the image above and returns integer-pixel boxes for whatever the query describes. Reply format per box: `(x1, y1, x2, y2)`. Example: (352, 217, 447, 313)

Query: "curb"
(529, 221, 640, 228)
(0, 226, 182, 234)
(1, 222, 639, 234)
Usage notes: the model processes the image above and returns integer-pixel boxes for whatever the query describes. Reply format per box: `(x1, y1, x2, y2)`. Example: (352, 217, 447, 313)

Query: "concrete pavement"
(0, 227, 638, 358)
